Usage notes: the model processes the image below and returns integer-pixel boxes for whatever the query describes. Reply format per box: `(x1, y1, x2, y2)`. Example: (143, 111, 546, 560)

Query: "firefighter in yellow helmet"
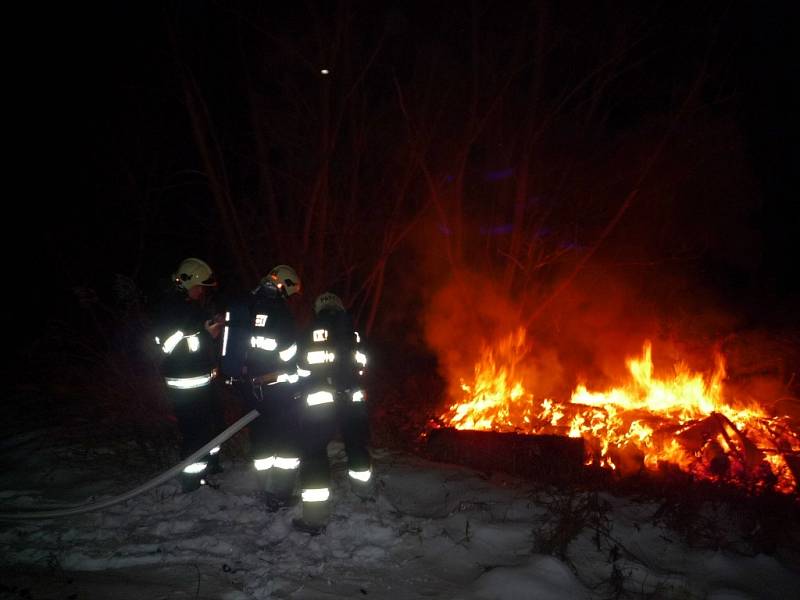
(219, 264, 303, 508)
(293, 291, 372, 533)
(152, 258, 225, 492)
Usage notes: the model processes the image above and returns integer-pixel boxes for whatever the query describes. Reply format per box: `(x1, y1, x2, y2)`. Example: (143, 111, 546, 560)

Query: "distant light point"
(320, 69, 329, 75)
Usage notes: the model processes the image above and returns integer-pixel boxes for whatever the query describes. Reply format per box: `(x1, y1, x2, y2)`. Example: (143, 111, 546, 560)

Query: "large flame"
(440, 329, 800, 494)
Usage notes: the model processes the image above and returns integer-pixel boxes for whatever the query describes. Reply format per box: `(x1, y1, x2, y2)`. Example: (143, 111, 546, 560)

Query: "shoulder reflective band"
(254, 456, 275, 471)
(279, 343, 297, 362)
(187, 334, 200, 352)
(307, 350, 335, 364)
(351, 390, 364, 402)
(255, 314, 268, 327)
(165, 373, 213, 389)
(274, 456, 300, 470)
(354, 331, 361, 343)
(183, 461, 208, 474)
(313, 329, 328, 342)
(355, 351, 367, 366)
(209, 446, 220, 455)
(162, 330, 184, 354)
(302, 487, 330, 502)
(306, 390, 334, 406)
(251, 336, 277, 350)
(348, 468, 371, 482)
(297, 367, 311, 378)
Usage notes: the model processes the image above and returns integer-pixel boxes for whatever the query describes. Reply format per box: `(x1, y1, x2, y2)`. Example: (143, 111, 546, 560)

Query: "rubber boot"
(180, 472, 204, 493)
(208, 452, 224, 475)
(348, 467, 375, 500)
(262, 468, 298, 510)
(293, 500, 330, 535)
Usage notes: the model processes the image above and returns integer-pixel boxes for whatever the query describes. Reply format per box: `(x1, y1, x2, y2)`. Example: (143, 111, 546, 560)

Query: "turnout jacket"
(152, 289, 217, 383)
(221, 283, 298, 382)
(298, 309, 365, 391)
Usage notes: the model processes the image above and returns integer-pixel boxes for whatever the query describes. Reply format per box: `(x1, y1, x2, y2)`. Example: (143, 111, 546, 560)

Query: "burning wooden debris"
(434, 330, 800, 494)
(426, 427, 585, 483)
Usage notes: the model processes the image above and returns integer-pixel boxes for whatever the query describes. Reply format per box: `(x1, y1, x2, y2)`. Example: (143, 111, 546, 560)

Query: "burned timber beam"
(426, 428, 585, 483)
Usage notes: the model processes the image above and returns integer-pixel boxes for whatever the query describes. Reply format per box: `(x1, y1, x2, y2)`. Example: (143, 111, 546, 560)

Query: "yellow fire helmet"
(265, 264, 301, 297)
(173, 257, 217, 291)
(314, 292, 345, 314)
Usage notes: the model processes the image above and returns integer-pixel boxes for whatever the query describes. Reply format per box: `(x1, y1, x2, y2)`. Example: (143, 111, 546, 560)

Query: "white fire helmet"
(314, 292, 345, 315)
(265, 264, 301, 297)
(174, 258, 217, 291)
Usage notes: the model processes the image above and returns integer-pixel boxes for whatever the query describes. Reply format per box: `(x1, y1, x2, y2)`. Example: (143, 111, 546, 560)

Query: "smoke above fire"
(422, 259, 731, 401)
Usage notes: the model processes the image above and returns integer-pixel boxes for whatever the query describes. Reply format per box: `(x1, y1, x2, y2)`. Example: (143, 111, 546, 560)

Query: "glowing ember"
(440, 329, 800, 494)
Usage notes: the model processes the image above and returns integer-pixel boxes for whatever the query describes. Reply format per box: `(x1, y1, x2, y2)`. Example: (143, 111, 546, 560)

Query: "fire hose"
(0, 409, 260, 521)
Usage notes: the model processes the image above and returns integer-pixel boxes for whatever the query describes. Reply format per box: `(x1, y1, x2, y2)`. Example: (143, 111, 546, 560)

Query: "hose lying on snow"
(0, 409, 260, 520)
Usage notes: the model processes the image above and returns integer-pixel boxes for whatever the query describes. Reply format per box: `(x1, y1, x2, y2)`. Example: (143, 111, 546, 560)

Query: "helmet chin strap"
(252, 280, 283, 296)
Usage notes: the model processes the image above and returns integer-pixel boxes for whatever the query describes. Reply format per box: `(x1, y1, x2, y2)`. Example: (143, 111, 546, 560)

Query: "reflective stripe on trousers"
(301, 487, 330, 502)
(253, 455, 301, 471)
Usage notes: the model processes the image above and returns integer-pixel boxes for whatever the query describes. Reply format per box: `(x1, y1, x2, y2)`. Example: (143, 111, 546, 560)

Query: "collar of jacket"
(251, 282, 281, 298)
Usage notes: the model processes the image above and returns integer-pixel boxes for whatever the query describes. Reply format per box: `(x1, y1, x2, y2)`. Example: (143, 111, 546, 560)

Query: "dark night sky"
(7, 1, 799, 381)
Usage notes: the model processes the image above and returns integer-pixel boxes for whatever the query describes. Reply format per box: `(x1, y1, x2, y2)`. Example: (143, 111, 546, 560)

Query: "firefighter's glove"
(205, 318, 223, 339)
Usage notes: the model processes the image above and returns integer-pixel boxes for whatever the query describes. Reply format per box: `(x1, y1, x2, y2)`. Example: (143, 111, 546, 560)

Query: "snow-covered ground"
(1, 426, 799, 599)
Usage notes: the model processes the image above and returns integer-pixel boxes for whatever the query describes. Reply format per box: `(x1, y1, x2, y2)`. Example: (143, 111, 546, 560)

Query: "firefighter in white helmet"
(219, 264, 303, 508)
(152, 258, 225, 492)
(293, 291, 372, 533)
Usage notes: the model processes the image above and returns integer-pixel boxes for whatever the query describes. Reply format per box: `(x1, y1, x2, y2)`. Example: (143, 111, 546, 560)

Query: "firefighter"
(219, 264, 302, 508)
(153, 257, 225, 492)
(294, 291, 372, 533)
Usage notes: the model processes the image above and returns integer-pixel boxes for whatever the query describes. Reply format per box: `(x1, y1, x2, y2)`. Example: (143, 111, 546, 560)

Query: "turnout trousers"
(238, 380, 302, 500)
(166, 381, 222, 491)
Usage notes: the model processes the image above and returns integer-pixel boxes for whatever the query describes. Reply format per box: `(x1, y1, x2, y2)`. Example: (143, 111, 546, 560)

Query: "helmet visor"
(200, 272, 218, 287)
